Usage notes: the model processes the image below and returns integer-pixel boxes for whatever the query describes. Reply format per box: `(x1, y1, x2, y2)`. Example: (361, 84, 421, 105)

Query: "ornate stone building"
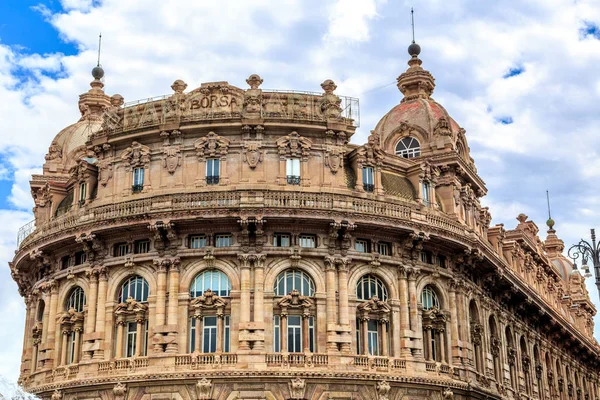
(10, 42, 600, 400)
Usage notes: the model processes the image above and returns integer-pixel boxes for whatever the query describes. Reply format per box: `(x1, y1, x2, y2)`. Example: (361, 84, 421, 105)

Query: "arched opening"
(421, 285, 448, 363)
(395, 137, 421, 158)
(546, 353, 555, 400)
(355, 275, 390, 356)
(189, 270, 232, 354)
(114, 275, 150, 358)
(58, 287, 86, 366)
(469, 300, 483, 374)
(489, 315, 502, 385)
(557, 359, 565, 400)
(566, 366, 573, 399)
(273, 269, 317, 354)
(520, 336, 532, 396)
(505, 326, 517, 392)
(534, 345, 543, 399)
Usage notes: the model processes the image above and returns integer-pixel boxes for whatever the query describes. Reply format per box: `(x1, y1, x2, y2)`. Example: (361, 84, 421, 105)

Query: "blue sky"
(1, 0, 600, 385)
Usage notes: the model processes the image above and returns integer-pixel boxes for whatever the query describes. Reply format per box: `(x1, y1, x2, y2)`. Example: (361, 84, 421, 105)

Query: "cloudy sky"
(1, 0, 600, 384)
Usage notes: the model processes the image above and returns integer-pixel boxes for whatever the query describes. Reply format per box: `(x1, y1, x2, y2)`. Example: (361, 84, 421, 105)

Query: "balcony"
(206, 175, 220, 185)
(131, 184, 144, 193)
(287, 175, 301, 185)
(363, 183, 375, 192)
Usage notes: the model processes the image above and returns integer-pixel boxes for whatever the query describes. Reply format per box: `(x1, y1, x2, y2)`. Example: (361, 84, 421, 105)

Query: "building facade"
(10, 44, 600, 400)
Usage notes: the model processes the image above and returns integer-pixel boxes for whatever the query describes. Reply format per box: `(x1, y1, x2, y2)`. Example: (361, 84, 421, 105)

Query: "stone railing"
(18, 190, 468, 251)
(174, 353, 237, 367)
(351, 355, 390, 370)
(265, 353, 329, 367)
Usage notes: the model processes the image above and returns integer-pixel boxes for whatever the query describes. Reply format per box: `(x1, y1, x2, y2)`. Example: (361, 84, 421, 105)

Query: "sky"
(0, 0, 600, 385)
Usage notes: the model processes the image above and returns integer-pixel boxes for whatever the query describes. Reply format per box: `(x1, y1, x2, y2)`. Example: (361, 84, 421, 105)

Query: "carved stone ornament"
(45, 141, 63, 161)
(442, 387, 454, 400)
(243, 142, 263, 169)
(113, 381, 127, 400)
(276, 131, 312, 158)
(243, 74, 263, 115)
(51, 389, 63, 400)
(162, 143, 182, 174)
(357, 131, 385, 167)
(97, 158, 113, 187)
(325, 146, 344, 174)
(32, 183, 51, 208)
(376, 380, 391, 400)
(121, 141, 151, 170)
(197, 377, 213, 399)
(194, 132, 230, 160)
(289, 377, 306, 399)
(320, 79, 342, 118)
(434, 116, 452, 136)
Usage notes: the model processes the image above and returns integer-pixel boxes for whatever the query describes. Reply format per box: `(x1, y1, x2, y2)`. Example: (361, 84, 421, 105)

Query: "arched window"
(356, 275, 388, 301)
(118, 275, 149, 303)
(274, 269, 315, 297)
(190, 270, 231, 298)
(395, 137, 421, 158)
(489, 316, 502, 384)
(469, 300, 483, 373)
(36, 300, 45, 322)
(421, 285, 440, 309)
(66, 287, 86, 312)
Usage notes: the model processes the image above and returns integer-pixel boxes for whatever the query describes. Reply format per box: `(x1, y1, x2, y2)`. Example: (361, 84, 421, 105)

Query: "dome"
(48, 119, 103, 162)
(551, 257, 574, 280)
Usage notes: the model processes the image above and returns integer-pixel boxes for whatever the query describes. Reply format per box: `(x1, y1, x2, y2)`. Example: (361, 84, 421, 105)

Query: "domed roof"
(552, 257, 574, 280)
(48, 119, 102, 162)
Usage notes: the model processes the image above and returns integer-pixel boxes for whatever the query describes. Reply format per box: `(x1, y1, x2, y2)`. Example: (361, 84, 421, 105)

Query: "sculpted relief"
(243, 142, 264, 169)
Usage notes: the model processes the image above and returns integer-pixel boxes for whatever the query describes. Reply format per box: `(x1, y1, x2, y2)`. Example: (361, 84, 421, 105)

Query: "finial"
(546, 190, 555, 230)
(91, 33, 104, 80)
(408, 8, 421, 56)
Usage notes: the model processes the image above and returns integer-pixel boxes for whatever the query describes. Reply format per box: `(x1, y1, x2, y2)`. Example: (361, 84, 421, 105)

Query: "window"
(377, 242, 391, 256)
(66, 287, 86, 312)
(68, 331, 77, 364)
(273, 233, 291, 247)
(395, 137, 421, 158)
(224, 315, 230, 352)
(206, 159, 220, 185)
(115, 242, 131, 257)
(74, 251, 87, 265)
(190, 270, 231, 298)
(274, 315, 281, 352)
(355, 239, 370, 253)
(420, 251, 431, 264)
(286, 158, 301, 185)
(79, 182, 87, 205)
(356, 275, 388, 301)
(215, 234, 233, 248)
(434, 255, 445, 268)
(422, 181, 431, 206)
(422, 286, 440, 310)
(274, 269, 315, 297)
(126, 322, 137, 357)
(367, 320, 379, 355)
(189, 235, 208, 249)
(132, 167, 144, 193)
(362, 167, 374, 192)
(190, 315, 230, 353)
(134, 240, 150, 254)
(119, 276, 149, 303)
(61, 255, 73, 270)
(299, 234, 316, 248)
(287, 315, 302, 353)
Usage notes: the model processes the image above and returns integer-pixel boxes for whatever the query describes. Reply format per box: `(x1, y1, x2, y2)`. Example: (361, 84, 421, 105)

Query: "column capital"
(407, 267, 420, 280)
(238, 253, 252, 268)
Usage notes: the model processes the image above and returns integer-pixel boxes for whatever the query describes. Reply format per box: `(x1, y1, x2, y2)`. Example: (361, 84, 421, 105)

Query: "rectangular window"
(68, 331, 76, 364)
(206, 159, 220, 185)
(143, 320, 148, 357)
(190, 235, 208, 249)
(308, 316, 315, 353)
(299, 234, 316, 248)
(203, 316, 217, 353)
(377, 242, 391, 256)
(126, 322, 137, 358)
(355, 239, 369, 253)
(133, 167, 144, 193)
(287, 315, 302, 353)
(274, 315, 281, 353)
(190, 318, 197, 353)
(74, 251, 87, 265)
(367, 319, 379, 356)
(79, 182, 87, 204)
(286, 158, 301, 185)
(273, 233, 291, 247)
(115, 243, 131, 257)
(362, 167, 374, 192)
(434, 255, 445, 268)
(134, 240, 150, 254)
(422, 181, 431, 206)
(420, 251, 430, 264)
(215, 234, 232, 248)
(224, 315, 230, 353)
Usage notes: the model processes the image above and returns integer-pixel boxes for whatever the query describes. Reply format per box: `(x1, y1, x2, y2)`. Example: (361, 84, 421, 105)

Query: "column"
(47, 282, 59, 367)
(361, 316, 369, 356)
(31, 340, 39, 372)
(325, 259, 337, 351)
(280, 314, 288, 353)
(338, 263, 351, 353)
(239, 256, 251, 350)
(73, 328, 81, 363)
(94, 268, 108, 360)
(85, 272, 98, 334)
(253, 257, 265, 350)
(41, 291, 50, 344)
(135, 316, 144, 357)
(448, 285, 460, 360)
(407, 270, 419, 331)
(302, 314, 310, 352)
(441, 329, 448, 363)
(155, 264, 167, 326)
(194, 315, 202, 353)
(167, 261, 180, 325)
(425, 329, 432, 361)
(216, 313, 224, 353)
(60, 329, 69, 366)
(380, 320, 388, 357)
(115, 319, 125, 358)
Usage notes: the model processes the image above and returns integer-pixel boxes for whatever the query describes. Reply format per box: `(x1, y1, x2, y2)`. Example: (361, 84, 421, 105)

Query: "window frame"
(421, 285, 440, 310)
(286, 158, 301, 185)
(214, 233, 233, 248)
(395, 137, 421, 158)
(66, 287, 86, 312)
(273, 233, 291, 247)
(356, 274, 388, 301)
(362, 166, 375, 192)
(134, 239, 150, 254)
(274, 269, 316, 297)
(377, 242, 391, 256)
(190, 269, 231, 298)
(298, 234, 316, 248)
(355, 239, 370, 253)
(132, 167, 144, 193)
(189, 234, 208, 249)
(119, 275, 150, 303)
(206, 158, 220, 185)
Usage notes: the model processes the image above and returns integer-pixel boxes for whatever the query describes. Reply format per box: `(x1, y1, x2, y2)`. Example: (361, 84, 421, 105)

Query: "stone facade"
(10, 45, 600, 400)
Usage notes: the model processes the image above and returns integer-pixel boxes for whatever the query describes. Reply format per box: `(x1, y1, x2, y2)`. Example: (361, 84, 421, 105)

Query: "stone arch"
(264, 258, 326, 297)
(106, 264, 158, 303)
(179, 258, 240, 295)
(35, 298, 45, 322)
(415, 275, 449, 309)
(382, 122, 429, 156)
(58, 277, 90, 312)
(347, 264, 398, 301)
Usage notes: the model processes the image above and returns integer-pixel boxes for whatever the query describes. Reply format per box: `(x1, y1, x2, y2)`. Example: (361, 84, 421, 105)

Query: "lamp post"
(567, 228, 598, 291)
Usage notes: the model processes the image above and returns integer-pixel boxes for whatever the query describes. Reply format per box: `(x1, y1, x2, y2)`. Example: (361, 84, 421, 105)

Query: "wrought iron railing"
(132, 184, 144, 193)
(363, 183, 375, 192)
(206, 175, 220, 185)
(287, 175, 301, 185)
(17, 220, 35, 247)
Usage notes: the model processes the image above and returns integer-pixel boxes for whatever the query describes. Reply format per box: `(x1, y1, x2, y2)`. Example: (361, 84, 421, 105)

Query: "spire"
(396, 8, 435, 103)
(78, 33, 110, 120)
(544, 191, 564, 256)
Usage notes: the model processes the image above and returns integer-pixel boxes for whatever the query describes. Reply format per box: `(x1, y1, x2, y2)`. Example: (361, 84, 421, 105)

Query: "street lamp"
(567, 229, 598, 290)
